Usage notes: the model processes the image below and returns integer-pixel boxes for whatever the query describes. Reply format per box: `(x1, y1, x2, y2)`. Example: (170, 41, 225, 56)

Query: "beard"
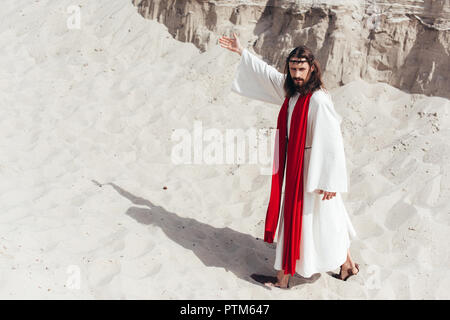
(294, 79, 311, 96)
(293, 78, 304, 88)
(294, 80, 305, 90)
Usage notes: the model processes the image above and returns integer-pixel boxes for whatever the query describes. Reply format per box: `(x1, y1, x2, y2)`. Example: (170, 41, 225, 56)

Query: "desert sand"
(0, 0, 448, 299)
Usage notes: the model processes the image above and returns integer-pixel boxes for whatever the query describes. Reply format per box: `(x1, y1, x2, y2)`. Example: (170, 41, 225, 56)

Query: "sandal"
(337, 263, 359, 281)
(250, 273, 291, 289)
(266, 277, 290, 289)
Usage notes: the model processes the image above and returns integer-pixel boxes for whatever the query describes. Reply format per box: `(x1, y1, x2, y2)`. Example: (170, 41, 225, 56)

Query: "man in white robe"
(219, 33, 359, 288)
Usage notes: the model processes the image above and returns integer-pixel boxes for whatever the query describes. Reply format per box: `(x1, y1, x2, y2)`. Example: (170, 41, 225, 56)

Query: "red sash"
(264, 92, 312, 276)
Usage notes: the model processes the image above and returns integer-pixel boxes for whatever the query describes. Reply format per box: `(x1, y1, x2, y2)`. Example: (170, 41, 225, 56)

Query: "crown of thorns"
(288, 56, 314, 64)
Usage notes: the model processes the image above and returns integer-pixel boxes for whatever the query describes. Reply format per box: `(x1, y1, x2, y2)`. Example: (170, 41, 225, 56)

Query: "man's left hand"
(318, 190, 336, 200)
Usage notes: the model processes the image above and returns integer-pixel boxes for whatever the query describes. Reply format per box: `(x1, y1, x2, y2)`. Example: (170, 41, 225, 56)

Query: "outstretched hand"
(218, 32, 243, 55)
(318, 190, 336, 200)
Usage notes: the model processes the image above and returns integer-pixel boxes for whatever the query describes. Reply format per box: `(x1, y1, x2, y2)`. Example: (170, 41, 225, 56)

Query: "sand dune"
(0, 0, 448, 299)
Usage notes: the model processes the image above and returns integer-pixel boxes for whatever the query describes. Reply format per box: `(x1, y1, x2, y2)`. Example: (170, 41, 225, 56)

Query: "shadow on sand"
(94, 180, 322, 289)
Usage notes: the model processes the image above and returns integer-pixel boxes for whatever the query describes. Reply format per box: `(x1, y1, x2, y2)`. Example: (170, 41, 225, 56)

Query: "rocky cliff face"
(132, 0, 450, 99)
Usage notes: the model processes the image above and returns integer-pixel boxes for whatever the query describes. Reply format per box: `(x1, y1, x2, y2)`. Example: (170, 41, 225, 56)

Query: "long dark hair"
(283, 45, 325, 98)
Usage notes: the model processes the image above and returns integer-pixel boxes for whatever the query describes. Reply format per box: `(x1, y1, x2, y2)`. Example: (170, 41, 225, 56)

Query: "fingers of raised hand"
(219, 38, 233, 48)
(218, 41, 231, 50)
(220, 32, 238, 42)
(218, 37, 229, 44)
(219, 35, 234, 42)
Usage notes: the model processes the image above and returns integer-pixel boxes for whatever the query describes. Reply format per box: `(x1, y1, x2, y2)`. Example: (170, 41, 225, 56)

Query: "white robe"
(231, 48, 358, 278)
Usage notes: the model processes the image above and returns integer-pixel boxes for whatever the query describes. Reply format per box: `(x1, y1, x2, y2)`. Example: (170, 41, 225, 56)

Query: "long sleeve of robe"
(231, 48, 358, 277)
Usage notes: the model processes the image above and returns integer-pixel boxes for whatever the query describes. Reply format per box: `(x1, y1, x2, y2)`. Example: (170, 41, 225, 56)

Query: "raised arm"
(219, 33, 286, 105)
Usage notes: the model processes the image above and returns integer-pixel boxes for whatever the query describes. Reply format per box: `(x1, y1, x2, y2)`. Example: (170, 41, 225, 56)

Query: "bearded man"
(219, 33, 360, 289)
